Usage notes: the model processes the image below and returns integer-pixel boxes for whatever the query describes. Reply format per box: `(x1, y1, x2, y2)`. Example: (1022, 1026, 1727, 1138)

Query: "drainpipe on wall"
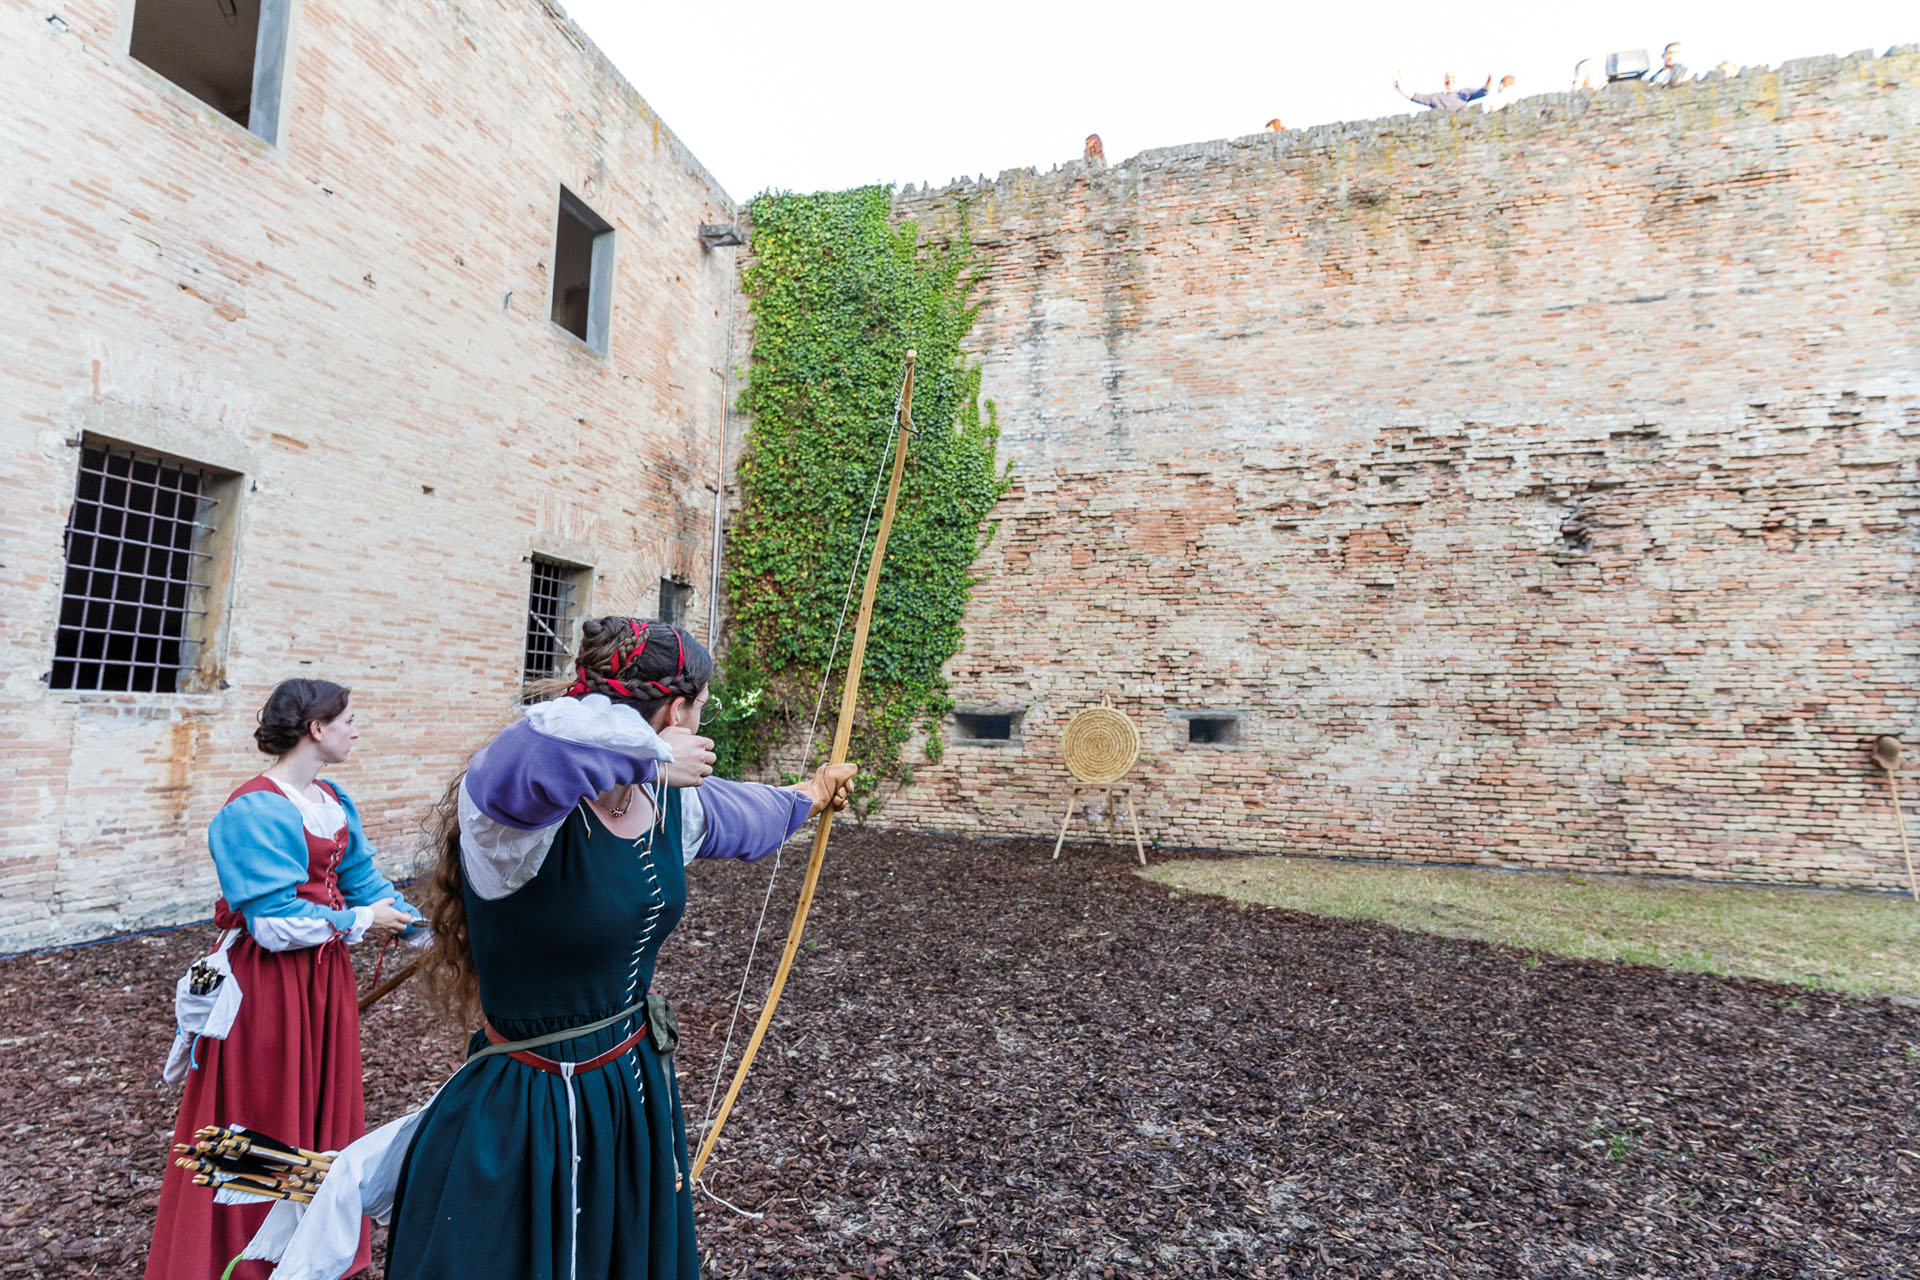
(698, 221, 745, 649)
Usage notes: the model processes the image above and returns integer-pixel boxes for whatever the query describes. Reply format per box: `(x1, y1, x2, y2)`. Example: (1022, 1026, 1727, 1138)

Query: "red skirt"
(145, 933, 372, 1280)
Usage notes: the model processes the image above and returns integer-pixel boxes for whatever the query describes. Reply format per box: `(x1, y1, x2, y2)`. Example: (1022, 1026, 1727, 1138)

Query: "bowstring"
(694, 366, 910, 1195)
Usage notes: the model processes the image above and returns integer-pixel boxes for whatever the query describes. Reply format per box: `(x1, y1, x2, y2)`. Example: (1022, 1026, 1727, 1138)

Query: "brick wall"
(0, 0, 740, 948)
(878, 50, 1920, 889)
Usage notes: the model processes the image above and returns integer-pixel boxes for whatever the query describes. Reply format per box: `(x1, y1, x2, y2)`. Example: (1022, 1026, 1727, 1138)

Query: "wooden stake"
(691, 351, 918, 1186)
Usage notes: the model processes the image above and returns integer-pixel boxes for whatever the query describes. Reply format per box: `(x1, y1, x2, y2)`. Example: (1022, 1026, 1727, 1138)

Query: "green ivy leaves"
(713, 186, 1008, 804)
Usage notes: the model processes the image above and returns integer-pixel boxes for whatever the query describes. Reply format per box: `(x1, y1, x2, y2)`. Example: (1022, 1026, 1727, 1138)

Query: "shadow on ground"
(2, 830, 1915, 1277)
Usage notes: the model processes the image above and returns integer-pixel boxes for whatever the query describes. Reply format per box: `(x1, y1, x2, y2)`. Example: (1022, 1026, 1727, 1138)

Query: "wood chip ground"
(2, 831, 1914, 1277)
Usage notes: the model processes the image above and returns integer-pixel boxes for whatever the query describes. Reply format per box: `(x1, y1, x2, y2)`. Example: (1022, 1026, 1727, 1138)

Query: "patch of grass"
(1142, 857, 1920, 997)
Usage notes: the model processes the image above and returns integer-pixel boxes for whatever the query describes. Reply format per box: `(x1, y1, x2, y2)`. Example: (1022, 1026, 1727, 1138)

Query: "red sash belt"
(483, 1020, 647, 1074)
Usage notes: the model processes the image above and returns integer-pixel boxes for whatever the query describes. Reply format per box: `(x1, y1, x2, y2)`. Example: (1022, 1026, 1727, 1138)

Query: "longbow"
(691, 349, 919, 1184)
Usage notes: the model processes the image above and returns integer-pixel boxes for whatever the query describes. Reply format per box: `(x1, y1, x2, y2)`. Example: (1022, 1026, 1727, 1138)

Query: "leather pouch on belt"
(645, 990, 679, 1055)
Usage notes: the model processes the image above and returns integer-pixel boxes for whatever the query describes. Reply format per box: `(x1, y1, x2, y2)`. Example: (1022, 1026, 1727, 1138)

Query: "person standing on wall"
(1393, 69, 1492, 111)
(1479, 74, 1521, 111)
(1646, 42, 1691, 86)
(145, 678, 423, 1280)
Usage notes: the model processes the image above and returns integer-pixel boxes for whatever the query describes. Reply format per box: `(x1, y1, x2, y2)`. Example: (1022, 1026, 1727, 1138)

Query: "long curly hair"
(417, 618, 712, 1027)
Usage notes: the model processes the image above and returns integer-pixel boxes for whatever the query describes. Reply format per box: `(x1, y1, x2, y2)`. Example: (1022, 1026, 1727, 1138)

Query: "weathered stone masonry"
(882, 51, 1920, 889)
(1, 0, 738, 948)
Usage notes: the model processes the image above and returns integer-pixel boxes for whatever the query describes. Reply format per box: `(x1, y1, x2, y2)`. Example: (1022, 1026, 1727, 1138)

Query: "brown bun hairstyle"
(253, 679, 350, 755)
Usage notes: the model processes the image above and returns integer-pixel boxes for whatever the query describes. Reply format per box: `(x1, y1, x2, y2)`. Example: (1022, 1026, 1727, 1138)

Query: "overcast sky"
(560, 0, 1913, 203)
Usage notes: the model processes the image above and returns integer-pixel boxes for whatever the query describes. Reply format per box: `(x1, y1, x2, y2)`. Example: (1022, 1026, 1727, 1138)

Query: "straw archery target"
(1061, 703, 1139, 784)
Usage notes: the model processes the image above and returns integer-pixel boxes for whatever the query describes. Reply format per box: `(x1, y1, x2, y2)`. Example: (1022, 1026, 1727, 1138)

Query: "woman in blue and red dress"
(145, 679, 421, 1280)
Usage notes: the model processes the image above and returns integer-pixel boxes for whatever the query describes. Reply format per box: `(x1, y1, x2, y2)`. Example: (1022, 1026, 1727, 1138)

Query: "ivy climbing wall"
(875, 50, 1920, 888)
(717, 188, 1006, 799)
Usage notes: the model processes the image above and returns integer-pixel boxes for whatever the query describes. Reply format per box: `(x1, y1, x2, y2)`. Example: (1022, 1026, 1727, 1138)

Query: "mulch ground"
(2, 829, 1915, 1279)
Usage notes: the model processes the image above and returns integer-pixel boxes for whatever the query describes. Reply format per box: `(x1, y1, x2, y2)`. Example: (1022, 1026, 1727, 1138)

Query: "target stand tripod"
(1052, 698, 1146, 866)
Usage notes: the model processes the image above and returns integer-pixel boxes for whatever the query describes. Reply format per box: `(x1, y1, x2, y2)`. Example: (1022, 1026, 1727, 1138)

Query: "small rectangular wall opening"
(1186, 716, 1240, 746)
(953, 710, 1020, 743)
(129, 0, 292, 139)
(551, 188, 615, 354)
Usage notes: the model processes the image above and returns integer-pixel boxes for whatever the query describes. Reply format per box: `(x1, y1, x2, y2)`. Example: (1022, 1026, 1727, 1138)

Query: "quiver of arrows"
(174, 1124, 334, 1204)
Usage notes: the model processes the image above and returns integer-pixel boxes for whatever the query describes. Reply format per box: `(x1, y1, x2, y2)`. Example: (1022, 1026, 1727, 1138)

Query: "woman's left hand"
(366, 899, 417, 941)
(793, 763, 858, 818)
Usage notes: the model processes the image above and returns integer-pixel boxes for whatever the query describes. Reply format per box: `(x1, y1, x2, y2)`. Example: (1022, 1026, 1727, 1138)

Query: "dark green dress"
(386, 794, 696, 1280)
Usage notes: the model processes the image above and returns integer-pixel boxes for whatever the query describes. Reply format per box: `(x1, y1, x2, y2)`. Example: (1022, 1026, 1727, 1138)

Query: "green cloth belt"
(465, 999, 646, 1064)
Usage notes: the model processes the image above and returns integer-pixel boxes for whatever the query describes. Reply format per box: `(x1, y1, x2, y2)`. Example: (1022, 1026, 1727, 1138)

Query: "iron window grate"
(524, 558, 578, 683)
(658, 578, 690, 627)
(51, 443, 219, 693)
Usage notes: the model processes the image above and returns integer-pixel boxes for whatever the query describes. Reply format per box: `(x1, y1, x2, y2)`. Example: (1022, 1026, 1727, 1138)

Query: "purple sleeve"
(695, 777, 812, 862)
(466, 720, 660, 830)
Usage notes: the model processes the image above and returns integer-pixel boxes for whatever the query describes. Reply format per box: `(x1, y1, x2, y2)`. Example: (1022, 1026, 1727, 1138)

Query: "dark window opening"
(524, 557, 584, 683)
(1560, 500, 1592, 554)
(1187, 717, 1240, 746)
(551, 188, 615, 353)
(658, 578, 692, 627)
(52, 443, 221, 693)
(129, 0, 290, 138)
(954, 712, 1016, 742)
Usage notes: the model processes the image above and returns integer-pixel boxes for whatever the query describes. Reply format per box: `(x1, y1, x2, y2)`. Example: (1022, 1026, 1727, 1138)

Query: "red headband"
(641, 627, 684, 697)
(567, 619, 687, 702)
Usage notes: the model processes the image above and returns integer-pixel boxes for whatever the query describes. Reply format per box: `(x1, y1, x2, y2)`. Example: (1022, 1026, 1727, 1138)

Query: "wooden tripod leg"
(1127, 792, 1146, 866)
(1053, 788, 1079, 860)
(1105, 788, 1118, 849)
(1889, 771, 1919, 903)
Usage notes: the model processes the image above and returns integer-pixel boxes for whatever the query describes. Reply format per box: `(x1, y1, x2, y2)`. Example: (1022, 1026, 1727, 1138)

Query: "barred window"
(524, 557, 585, 683)
(52, 442, 227, 694)
(658, 578, 691, 628)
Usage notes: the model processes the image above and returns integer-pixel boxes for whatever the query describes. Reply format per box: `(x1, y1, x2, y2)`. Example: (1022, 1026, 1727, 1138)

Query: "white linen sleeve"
(248, 912, 361, 951)
(680, 787, 707, 867)
(457, 776, 563, 900)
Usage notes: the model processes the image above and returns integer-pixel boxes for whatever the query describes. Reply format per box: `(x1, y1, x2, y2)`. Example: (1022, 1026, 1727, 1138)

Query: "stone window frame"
(49, 435, 244, 696)
(118, 0, 300, 147)
(548, 185, 618, 357)
(951, 706, 1025, 747)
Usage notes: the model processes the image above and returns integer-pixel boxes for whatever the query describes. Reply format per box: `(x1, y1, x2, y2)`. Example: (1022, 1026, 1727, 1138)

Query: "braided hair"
(527, 615, 711, 725)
